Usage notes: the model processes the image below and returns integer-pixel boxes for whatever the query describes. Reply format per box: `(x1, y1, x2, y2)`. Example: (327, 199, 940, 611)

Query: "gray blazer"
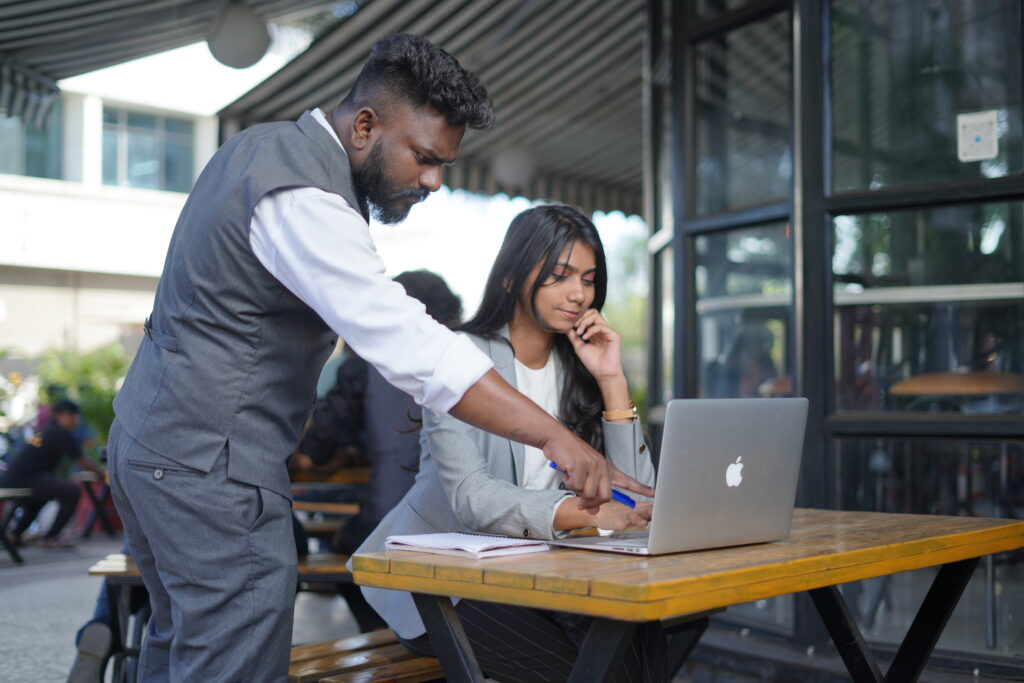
(356, 330, 656, 639)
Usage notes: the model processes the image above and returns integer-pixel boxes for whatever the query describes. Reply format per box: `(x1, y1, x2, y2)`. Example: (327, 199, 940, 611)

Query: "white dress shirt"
(249, 109, 492, 414)
(513, 352, 573, 530)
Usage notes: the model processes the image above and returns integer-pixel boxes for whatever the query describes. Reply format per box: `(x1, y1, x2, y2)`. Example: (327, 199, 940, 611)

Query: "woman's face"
(517, 240, 598, 335)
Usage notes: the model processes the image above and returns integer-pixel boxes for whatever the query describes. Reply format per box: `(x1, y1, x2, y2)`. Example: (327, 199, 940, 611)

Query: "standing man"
(108, 34, 653, 682)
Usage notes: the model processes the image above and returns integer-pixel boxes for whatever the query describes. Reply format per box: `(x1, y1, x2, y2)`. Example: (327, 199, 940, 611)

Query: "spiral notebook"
(385, 532, 550, 559)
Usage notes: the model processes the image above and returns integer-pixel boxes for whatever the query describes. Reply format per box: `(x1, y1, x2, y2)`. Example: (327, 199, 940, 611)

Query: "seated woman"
(356, 205, 661, 682)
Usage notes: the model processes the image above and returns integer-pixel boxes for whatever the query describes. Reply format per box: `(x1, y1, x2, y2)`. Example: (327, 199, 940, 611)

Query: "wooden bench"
(0, 487, 33, 564)
(294, 501, 361, 542)
(289, 630, 442, 683)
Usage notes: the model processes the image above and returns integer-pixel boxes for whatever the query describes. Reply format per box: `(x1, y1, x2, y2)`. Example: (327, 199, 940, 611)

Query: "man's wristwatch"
(602, 401, 637, 421)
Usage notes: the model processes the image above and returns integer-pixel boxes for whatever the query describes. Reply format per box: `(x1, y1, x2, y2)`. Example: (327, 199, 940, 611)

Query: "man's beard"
(352, 141, 428, 225)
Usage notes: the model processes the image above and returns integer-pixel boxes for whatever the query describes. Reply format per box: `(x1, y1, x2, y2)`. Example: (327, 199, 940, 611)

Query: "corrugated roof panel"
(220, 0, 646, 215)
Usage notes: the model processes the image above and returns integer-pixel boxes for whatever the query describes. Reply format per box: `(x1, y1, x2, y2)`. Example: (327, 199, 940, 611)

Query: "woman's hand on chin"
(567, 309, 625, 383)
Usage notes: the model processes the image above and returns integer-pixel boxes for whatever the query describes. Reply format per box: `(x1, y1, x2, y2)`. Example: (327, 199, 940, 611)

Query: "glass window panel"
(126, 111, 156, 130)
(163, 140, 193, 193)
(165, 117, 193, 136)
(696, 222, 793, 398)
(831, 0, 1023, 192)
(102, 106, 119, 125)
(126, 129, 159, 189)
(0, 115, 25, 174)
(660, 247, 674, 404)
(695, 0, 750, 17)
(102, 129, 119, 186)
(725, 594, 794, 631)
(693, 13, 792, 216)
(833, 202, 1024, 413)
(24, 100, 62, 179)
(834, 438, 1023, 657)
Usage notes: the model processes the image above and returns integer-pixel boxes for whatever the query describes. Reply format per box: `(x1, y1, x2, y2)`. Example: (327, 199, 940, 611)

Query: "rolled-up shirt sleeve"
(250, 187, 492, 414)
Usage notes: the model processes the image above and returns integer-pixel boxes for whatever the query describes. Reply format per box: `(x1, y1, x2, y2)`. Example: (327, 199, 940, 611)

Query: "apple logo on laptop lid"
(726, 456, 744, 487)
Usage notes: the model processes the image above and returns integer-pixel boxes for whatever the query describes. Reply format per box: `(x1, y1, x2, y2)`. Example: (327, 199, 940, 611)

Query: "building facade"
(0, 86, 217, 423)
(644, 1, 1024, 678)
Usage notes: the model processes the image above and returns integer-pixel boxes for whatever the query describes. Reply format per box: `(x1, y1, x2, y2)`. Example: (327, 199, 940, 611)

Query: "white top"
(514, 353, 564, 492)
(247, 109, 492, 414)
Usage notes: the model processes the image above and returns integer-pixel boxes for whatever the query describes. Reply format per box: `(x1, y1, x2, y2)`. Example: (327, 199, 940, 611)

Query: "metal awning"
(0, 0, 331, 123)
(220, 0, 646, 216)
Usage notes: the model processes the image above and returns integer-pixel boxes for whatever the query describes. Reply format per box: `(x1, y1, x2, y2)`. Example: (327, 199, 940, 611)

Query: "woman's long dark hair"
(459, 204, 609, 451)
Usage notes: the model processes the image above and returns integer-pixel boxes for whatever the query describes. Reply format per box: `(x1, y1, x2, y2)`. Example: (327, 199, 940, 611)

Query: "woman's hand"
(555, 497, 653, 531)
(592, 500, 653, 530)
(567, 309, 625, 384)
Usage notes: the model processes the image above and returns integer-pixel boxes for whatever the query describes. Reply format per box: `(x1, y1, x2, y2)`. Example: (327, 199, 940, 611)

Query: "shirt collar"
(311, 108, 347, 157)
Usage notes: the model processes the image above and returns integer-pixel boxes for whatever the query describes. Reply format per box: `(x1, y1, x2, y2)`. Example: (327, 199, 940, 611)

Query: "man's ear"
(350, 107, 379, 151)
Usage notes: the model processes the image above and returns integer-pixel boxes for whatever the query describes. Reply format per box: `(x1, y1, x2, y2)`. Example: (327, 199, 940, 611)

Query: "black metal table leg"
(412, 593, 485, 683)
(105, 579, 126, 683)
(81, 483, 116, 539)
(566, 617, 638, 683)
(665, 616, 709, 678)
(809, 584, 884, 682)
(1, 529, 24, 564)
(885, 557, 979, 682)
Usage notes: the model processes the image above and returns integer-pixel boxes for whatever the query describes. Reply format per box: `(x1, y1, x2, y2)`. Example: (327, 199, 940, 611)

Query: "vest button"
(522, 529, 530, 538)
(153, 469, 164, 480)
(639, 444, 647, 452)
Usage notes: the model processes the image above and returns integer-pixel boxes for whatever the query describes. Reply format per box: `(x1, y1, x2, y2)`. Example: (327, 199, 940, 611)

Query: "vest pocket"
(143, 318, 179, 353)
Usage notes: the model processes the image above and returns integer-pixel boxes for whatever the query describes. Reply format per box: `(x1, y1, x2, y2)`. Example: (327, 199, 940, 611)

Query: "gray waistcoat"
(114, 111, 366, 498)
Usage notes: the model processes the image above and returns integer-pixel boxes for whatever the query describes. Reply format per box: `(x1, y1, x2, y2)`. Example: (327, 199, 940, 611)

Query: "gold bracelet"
(602, 402, 637, 421)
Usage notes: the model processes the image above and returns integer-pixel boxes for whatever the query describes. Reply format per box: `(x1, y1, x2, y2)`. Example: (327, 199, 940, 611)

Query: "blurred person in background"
(1, 400, 105, 548)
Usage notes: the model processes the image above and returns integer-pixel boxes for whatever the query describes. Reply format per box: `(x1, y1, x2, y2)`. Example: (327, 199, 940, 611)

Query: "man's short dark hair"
(347, 33, 494, 130)
(52, 399, 80, 415)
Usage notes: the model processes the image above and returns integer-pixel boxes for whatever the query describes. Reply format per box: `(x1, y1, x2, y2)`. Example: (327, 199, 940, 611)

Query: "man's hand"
(451, 370, 655, 510)
(543, 431, 654, 510)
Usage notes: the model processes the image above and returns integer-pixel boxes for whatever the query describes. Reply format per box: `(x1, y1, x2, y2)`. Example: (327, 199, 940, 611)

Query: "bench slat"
(320, 656, 443, 683)
(290, 630, 398, 664)
(89, 553, 351, 577)
(0, 488, 32, 498)
(288, 643, 417, 683)
(293, 501, 360, 516)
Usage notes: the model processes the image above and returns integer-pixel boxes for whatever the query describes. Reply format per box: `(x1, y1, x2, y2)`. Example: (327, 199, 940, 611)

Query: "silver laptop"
(549, 398, 808, 555)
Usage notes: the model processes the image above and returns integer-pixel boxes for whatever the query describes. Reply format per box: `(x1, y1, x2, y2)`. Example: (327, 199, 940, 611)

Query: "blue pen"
(548, 461, 636, 509)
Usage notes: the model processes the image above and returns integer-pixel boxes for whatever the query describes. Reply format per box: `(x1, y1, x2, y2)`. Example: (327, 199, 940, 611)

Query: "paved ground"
(0, 533, 358, 683)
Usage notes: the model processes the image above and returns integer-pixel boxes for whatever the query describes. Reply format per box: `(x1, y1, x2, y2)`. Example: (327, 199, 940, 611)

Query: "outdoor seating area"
(2, 0, 1024, 681)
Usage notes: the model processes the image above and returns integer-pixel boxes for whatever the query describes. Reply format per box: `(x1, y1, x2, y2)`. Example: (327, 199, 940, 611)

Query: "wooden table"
(352, 508, 1024, 683)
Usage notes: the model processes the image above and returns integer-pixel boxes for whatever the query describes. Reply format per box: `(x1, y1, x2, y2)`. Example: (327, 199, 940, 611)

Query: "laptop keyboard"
(597, 531, 650, 547)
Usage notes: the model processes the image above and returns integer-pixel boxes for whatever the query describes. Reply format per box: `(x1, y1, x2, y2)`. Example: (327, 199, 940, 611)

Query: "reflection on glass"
(127, 129, 159, 189)
(835, 438, 1023, 657)
(164, 141, 194, 193)
(694, 13, 792, 216)
(102, 129, 118, 186)
(696, 223, 792, 398)
(833, 203, 1024, 413)
(831, 0, 1023, 192)
(660, 248, 674, 404)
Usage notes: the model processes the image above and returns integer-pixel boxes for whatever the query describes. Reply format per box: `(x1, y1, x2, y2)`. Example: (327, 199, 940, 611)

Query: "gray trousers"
(108, 420, 296, 682)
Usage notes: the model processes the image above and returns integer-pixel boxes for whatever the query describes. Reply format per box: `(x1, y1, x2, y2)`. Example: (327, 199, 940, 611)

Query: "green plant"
(36, 343, 129, 445)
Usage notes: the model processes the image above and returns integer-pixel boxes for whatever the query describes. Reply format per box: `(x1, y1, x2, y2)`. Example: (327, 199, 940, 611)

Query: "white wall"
(0, 173, 184, 278)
